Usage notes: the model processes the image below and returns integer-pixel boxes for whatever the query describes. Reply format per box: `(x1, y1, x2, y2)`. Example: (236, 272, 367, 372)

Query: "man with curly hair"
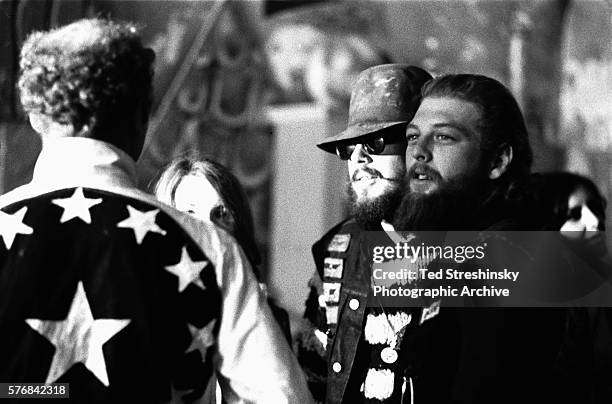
(0, 18, 313, 403)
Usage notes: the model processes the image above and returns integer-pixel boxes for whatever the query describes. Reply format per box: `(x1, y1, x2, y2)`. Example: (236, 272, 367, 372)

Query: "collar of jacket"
(32, 137, 137, 191)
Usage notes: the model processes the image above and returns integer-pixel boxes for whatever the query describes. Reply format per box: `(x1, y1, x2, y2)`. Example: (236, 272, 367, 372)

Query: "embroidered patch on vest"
(323, 257, 344, 279)
(364, 311, 412, 346)
(314, 329, 328, 350)
(361, 368, 395, 400)
(327, 234, 351, 252)
(325, 305, 339, 325)
(318, 294, 327, 308)
(322, 282, 341, 304)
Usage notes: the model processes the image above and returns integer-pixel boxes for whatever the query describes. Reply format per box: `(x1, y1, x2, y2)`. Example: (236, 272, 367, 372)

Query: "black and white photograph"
(0, 0, 611, 402)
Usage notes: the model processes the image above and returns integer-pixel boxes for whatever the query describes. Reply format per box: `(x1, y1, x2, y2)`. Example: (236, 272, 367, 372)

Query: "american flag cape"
(0, 186, 222, 403)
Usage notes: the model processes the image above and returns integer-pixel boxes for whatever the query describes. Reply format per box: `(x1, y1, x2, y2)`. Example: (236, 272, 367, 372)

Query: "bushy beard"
(392, 164, 489, 231)
(346, 176, 402, 229)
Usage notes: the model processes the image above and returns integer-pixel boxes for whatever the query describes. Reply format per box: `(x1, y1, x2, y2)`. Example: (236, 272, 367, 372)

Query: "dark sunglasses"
(335, 130, 407, 161)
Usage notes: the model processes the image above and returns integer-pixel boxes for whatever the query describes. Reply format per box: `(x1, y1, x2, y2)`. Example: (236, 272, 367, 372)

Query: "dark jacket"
(555, 255, 612, 404)
(298, 214, 567, 404)
(298, 219, 457, 403)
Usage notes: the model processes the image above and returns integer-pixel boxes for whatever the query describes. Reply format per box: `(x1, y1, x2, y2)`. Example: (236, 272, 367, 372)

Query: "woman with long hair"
(154, 157, 262, 272)
(153, 156, 292, 403)
(153, 156, 291, 335)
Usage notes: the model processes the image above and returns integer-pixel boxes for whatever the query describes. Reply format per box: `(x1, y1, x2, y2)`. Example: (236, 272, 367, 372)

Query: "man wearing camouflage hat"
(295, 64, 433, 403)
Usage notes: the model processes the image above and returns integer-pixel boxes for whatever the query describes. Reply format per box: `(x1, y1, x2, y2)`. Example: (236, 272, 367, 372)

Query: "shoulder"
(312, 217, 361, 256)
(91, 184, 236, 263)
(1, 183, 233, 262)
(311, 217, 367, 282)
(0, 183, 37, 209)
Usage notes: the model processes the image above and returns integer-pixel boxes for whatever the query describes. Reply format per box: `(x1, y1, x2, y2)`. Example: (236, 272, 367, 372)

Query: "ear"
(28, 113, 49, 135)
(489, 143, 513, 180)
(28, 113, 75, 137)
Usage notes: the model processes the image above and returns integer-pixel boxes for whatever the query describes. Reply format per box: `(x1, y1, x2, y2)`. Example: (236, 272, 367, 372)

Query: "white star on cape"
(25, 282, 131, 386)
(116, 205, 167, 244)
(164, 247, 208, 292)
(0, 207, 33, 250)
(52, 188, 102, 224)
(186, 319, 216, 358)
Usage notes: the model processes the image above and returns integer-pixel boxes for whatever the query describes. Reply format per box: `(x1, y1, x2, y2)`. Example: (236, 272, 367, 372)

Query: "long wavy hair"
(517, 172, 607, 230)
(421, 74, 532, 220)
(153, 157, 262, 275)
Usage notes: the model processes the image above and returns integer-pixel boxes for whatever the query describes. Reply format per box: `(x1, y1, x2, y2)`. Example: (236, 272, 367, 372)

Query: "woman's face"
(560, 187, 604, 240)
(173, 174, 235, 234)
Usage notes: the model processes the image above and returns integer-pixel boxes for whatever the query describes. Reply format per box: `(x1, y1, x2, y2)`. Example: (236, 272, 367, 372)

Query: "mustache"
(406, 163, 442, 182)
(351, 167, 386, 182)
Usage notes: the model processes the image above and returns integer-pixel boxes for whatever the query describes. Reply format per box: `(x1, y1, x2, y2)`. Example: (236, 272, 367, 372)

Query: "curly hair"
(18, 18, 155, 134)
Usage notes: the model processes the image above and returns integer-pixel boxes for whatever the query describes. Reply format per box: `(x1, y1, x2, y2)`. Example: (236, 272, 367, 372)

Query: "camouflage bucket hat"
(317, 64, 432, 154)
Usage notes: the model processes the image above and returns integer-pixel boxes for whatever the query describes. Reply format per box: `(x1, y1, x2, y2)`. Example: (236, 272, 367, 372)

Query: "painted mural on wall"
(558, 0, 612, 211)
(384, 1, 516, 79)
(263, 1, 390, 112)
(127, 1, 273, 271)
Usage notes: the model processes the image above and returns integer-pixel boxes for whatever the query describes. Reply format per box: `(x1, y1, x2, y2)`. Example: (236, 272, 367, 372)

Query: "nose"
(580, 206, 600, 232)
(408, 138, 431, 162)
(350, 144, 372, 164)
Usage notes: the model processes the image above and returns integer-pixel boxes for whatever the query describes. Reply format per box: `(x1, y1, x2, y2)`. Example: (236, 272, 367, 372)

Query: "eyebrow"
(433, 123, 473, 137)
(407, 122, 473, 137)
